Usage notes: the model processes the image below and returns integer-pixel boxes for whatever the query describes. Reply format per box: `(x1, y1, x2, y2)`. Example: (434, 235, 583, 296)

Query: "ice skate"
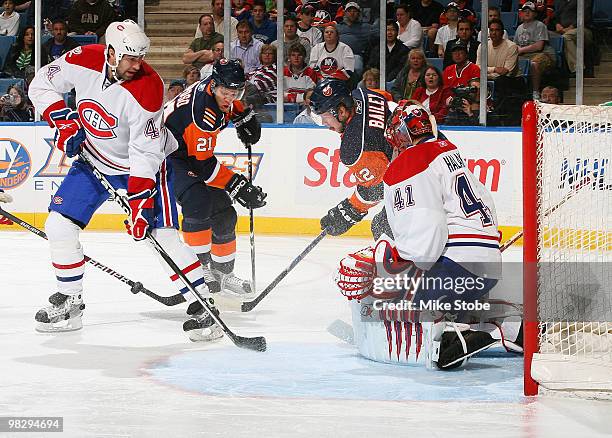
(213, 269, 253, 297)
(35, 292, 85, 333)
(202, 264, 221, 294)
(182, 300, 224, 342)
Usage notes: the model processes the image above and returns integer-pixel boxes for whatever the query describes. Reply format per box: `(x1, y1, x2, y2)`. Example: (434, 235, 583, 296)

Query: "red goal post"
(522, 101, 612, 398)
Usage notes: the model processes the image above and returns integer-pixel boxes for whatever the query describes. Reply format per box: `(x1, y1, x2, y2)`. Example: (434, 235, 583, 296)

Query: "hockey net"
(522, 101, 612, 398)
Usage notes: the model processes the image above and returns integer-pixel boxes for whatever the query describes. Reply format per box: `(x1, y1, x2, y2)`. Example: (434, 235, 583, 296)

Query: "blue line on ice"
(148, 342, 524, 402)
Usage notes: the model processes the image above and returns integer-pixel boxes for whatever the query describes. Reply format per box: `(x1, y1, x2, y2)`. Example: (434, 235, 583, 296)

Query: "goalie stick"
(241, 230, 327, 312)
(0, 206, 185, 307)
(79, 153, 266, 352)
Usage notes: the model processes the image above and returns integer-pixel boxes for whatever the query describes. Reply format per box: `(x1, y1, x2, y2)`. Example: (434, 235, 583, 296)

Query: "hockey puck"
(131, 282, 143, 294)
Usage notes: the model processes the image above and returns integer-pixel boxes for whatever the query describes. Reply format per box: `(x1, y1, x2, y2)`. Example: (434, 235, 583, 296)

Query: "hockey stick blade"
(241, 230, 327, 312)
(229, 333, 267, 352)
(0, 207, 185, 307)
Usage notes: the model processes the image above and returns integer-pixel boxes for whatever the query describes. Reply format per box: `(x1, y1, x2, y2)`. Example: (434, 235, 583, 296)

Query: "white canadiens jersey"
(383, 138, 502, 279)
(29, 45, 169, 181)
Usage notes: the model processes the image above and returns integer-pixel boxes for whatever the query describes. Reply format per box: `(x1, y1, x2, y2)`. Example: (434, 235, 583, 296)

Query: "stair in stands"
(144, 0, 208, 84)
(564, 48, 612, 105)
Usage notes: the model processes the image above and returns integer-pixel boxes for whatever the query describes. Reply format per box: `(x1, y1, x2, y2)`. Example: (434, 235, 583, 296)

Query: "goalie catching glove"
(320, 198, 367, 236)
(125, 176, 156, 241)
(0, 188, 13, 225)
(225, 173, 267, 209)
(49, 108, 86, 158)
(233, 107, 261, 145)
(335, 238, 418, 301)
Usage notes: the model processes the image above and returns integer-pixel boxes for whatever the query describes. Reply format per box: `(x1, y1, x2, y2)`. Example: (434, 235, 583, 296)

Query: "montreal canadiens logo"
(78, 100, 118, 139)
(320, 57, 339, 75)
(0, 139, 31, 190)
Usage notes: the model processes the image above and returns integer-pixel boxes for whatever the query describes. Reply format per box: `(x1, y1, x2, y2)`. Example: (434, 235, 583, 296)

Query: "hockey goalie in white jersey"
(336, 101, 520, 369)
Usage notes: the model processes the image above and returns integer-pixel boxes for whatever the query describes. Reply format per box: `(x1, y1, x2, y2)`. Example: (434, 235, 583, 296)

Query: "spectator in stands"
(309, 24, 354, 81)
(476, 19, 518, 80)
(520, 0, 554, 28)
(477, 7, 509, 41)
(412, 0, 444, 55)
(442, 39, 480, 89)
(515, 2, 556, 100)
(197, 0, 238, 41)
(41, 20, 79, 66)
(391, 47, 427, 101)
(435, 2, 459, 58)
(25, 0, 72, 34)
(411, 65, 451, 123)
(12, 0, 29, 13)
(439, 0, 475, 25)
(297, 4, 322, 48)
(233, 0, 251, 21)
(4, 25, 34, 79)
(541, 85, 561, 104)
(293, 88, 317, 124)
(395, 4, 422, 50)
(366, 20, 410, 84)
(182, 65, 201, 87)
(550, 0, 594, 77)
(231, 19, 264, 74)
(337, 2, 375, 76)
(361, 68, 392, 101)
(250, 0, 276, 44)
(443, 18, 478, 69)
(244, 43, 277, 106)
(309, 0, 344, 27)
(0, 84, 33, 121)
(444, 76, 487, 125)
(0, 0, 19, 37)
(183, 14, 224, 69)
(272, 15, 311, 63)
(165, 79, 185, 103)
(284, 43, 317, 104)
(67, 0, 118, 41)
(199, 41, 224, 80)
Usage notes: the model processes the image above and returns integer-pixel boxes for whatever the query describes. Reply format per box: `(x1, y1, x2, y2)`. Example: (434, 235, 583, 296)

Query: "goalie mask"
(385, 100, 437, 152)
(105, 20, 150, 81)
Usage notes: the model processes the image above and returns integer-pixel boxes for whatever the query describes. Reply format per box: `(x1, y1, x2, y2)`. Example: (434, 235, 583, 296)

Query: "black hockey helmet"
(310, 79, 354, 117)
(211, 58, 246, 90)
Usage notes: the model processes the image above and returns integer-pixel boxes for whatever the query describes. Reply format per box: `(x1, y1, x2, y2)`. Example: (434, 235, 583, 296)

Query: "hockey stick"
(245, 141, 257, 296)
(0, 206, 185, 307)
(241, 229, 327, 312)
(79, 153, 266, 352)
(499, 176, 591, 252)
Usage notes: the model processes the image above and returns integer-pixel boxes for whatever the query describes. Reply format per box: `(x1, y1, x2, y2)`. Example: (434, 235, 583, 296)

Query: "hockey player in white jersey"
(336, 101, 507, 369)
(28, 20, 222, 341)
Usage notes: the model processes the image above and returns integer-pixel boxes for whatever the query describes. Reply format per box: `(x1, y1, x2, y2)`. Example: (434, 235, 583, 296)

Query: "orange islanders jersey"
(341, 87, 394, 213)
(163, 79, 245, 189)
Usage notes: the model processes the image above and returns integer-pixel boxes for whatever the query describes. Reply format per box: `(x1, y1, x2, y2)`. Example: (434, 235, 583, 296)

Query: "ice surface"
(1, 230, 611, 437)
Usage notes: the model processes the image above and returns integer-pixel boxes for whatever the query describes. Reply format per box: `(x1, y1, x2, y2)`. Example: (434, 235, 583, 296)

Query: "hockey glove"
(320, 198, 367, 236)
(225, 173, 267, 209)
(49, 108, 86, 158)
(0, 188, 13, 225)
(233, 107, 261, 145)
(125, 176, 157, 241)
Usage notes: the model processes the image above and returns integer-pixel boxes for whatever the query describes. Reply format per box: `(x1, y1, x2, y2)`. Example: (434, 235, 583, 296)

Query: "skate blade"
(35, 317, 83, 333)
(187, 327, 224, 342)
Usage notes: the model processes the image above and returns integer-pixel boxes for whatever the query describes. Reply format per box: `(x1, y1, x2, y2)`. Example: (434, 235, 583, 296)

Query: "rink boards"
(0, 123, 523, 238)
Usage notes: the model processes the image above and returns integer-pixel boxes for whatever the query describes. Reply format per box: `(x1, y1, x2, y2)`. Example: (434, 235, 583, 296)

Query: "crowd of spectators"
(175, 0, 602, 126)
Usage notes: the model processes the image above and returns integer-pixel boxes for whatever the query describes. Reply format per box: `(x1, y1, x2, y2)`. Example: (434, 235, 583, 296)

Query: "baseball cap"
(297, 4, 315, 14)
(344, 2, 361, 12)
(520, 2, 536, 11)
(445, 2, 460, 12)
(450, 40, 468, 52)
(169, 79, 185, 88)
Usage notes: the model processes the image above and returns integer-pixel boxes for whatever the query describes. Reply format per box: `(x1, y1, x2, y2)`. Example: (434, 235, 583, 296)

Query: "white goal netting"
(531, 102, 612, 394)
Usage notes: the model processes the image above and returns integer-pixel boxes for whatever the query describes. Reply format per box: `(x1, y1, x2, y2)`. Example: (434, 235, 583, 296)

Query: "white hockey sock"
(46, 211, 84, 295)
(150, 228, 210, 301)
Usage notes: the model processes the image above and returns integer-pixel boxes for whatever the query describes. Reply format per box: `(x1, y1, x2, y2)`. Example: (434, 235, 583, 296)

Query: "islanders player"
(163, 59, 266, 298)
(309, 78, 394, 239)
(28, 20, 222, 341)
